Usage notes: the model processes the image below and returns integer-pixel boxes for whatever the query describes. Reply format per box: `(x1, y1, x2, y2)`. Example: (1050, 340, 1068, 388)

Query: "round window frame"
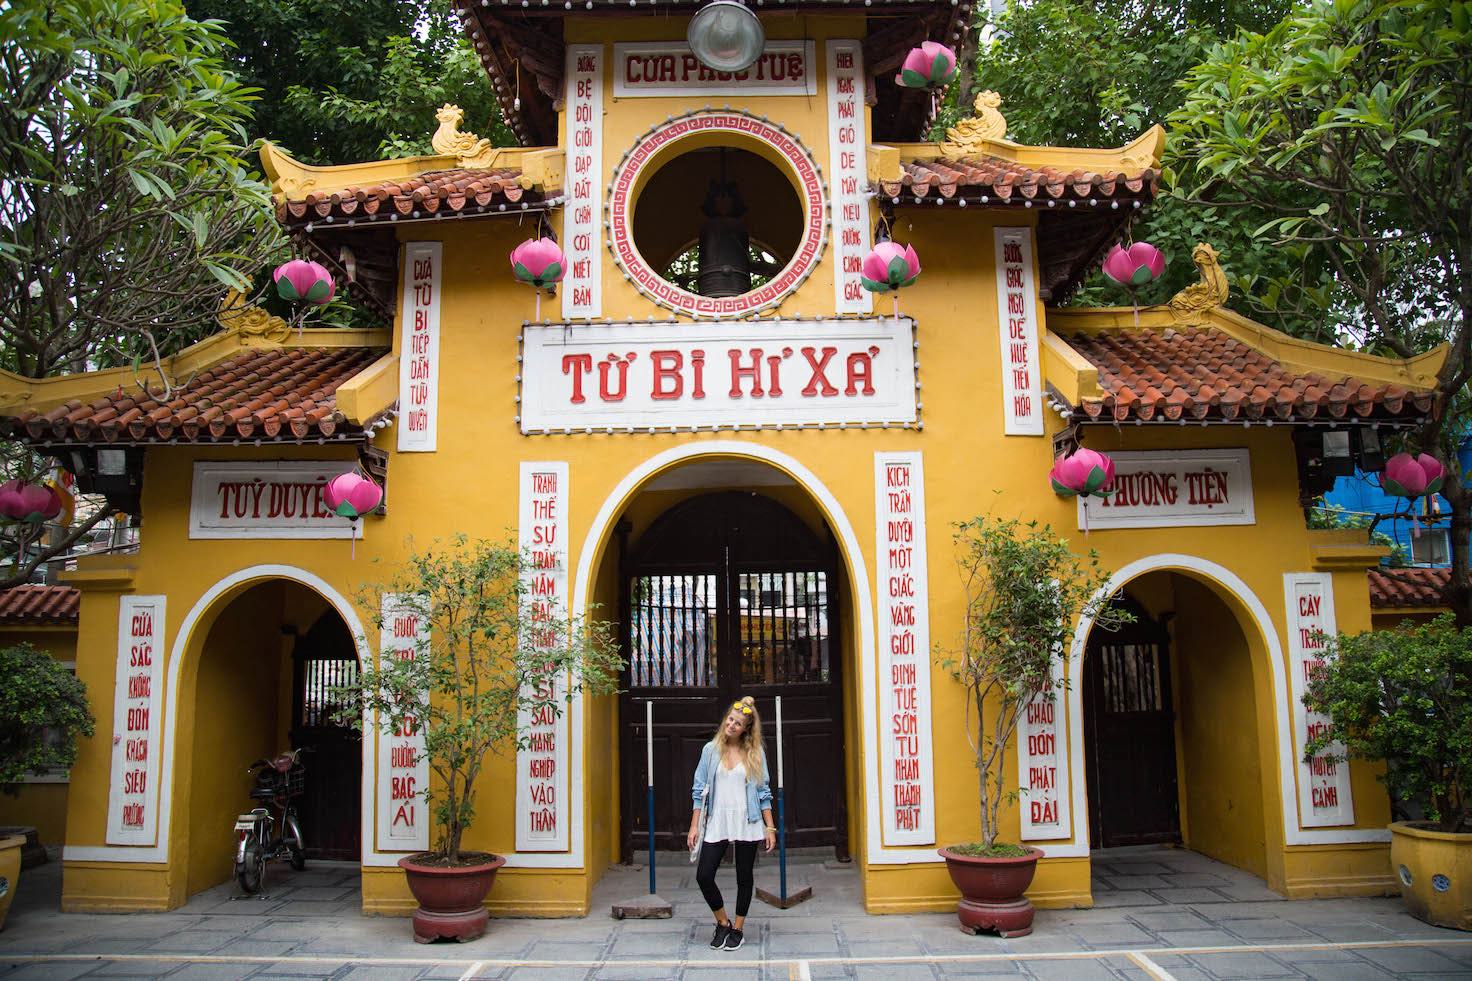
(607, 110, 828, 318)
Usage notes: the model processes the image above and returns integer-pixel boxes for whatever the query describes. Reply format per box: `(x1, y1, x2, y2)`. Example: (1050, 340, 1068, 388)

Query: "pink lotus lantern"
(324, 471, 383, 558)
(1102, 242, 1165, 328)
(511, 237, 566, 321)
(1381, 452, 1445, 538)
(273, 259, 336, 305)
(0, 479, 62, 524)
(896, 42, 958, 89)
(861, 241, 922, 318)
(1049, 447, 1116, 532)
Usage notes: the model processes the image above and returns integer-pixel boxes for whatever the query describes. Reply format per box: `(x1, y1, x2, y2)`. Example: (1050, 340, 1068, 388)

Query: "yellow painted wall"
(1174, 575, 1268, 879)
(50, 10, 1404, 915)
(0, 627, 78, 846)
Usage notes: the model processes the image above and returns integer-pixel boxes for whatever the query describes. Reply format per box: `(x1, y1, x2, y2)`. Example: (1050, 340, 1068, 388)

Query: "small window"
(1411, 529, 1451, 565)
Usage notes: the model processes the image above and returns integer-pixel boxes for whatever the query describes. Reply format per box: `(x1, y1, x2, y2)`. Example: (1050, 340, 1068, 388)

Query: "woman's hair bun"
(740, 696, 755, 707)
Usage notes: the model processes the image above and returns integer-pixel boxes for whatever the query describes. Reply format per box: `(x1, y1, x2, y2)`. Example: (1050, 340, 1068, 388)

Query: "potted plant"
(1303, 613, 1471, 930)
(939, 517, 1128, 937)
(0, 641, 94, 930)
(343, 537, 622, 943)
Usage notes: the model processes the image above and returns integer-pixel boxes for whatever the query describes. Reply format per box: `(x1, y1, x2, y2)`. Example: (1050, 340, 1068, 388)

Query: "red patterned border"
(607, 112, 828, 317)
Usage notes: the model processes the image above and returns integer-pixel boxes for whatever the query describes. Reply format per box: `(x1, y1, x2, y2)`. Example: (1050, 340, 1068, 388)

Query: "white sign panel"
(613, 41, 815, 96)
(1018, 657, 1070, 840)
(563, 45, 603, 319)
(1283, 573, 1355, 828)
(994, 227, 1043, 435)
(106, 595, 166, 845)
(1081, 449, 1256, 530)
(516, 462, 571, 851)
(520, 319, 917, 433)
(189, 461, 358, 539)
(875, 453, 935, 846)
(397, 241, 442, 451)
(827, 40, 872, 315)
(376, 594, 431, 852)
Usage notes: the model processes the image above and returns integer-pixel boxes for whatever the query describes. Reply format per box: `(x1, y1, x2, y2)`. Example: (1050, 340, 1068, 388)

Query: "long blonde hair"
(713, 695, 765, 782)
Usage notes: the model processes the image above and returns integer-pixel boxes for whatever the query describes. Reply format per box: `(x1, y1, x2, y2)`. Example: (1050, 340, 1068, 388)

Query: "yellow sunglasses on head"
(730, 702, 752, 715)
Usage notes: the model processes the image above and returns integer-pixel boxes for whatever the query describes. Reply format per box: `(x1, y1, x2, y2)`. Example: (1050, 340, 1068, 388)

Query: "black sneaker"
(722, 927, 744, 950)
(709, 922, 731, 948)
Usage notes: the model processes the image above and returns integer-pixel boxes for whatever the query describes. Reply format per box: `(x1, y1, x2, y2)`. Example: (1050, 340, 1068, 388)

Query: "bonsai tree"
(344, 536, 623, 864)
(1303, 614, 1471, 832)
(943, 517, 1129, 854)
(0, 642, 94, 790)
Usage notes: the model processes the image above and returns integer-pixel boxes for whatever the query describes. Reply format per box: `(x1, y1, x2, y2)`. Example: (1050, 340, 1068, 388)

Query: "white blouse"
(703, 760, 766, 844)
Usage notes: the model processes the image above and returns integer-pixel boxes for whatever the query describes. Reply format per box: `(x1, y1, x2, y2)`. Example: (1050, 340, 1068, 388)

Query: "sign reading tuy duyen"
(189, 461, 360, 539)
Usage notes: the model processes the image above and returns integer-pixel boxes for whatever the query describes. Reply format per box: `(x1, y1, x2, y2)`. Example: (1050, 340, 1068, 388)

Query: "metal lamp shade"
(687, 1, 764, 73)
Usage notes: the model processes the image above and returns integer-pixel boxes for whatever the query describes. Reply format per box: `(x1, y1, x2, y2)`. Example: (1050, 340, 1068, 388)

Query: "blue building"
(1323, 436, 1472, 566)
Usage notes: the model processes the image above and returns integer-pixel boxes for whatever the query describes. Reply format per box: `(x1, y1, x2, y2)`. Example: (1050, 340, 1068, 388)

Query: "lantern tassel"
(535, 289, 542, 323)
(1081, 499, 1090, 535)
(892, 294, 900, 321)
(351, 518, 358, 559)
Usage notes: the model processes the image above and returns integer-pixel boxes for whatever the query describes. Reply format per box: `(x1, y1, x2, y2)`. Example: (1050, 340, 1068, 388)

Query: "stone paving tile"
(1355, 944, 1470, 973)
(210, 940, 301, 958)
(161, 964, 268, 980)
(852, 966, 939, 981)
(1149, 888, 1234, 905)
(677, 970, 766, 981)
(332, 967, 429, 981)
(1098, 876, 1169, 891)
(0, 962, 101, 981)
(1068, 924, 1155, 948)
(1087, 891, 1160, 909)
(1220, 917, 1316, 941)
(1291, 964, 1398, 981)
(1183, 950, 1299, 979)
(79, 960, 191, 977)
(1152, 929, 1240, 948)
(502, 968, 588, 981)
(1123, 910, 1210, 932)
(1014, 957, 1122, 980)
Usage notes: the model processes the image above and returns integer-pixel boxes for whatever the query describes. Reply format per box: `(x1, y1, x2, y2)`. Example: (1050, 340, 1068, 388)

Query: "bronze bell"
(697, 177, 751, 297)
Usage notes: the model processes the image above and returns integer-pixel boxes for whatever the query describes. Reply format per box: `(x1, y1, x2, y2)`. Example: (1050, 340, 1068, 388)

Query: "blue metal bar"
(647, 784, 656, 895)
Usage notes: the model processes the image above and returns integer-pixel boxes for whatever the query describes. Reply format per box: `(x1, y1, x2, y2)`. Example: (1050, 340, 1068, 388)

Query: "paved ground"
(2, 846, 1470, 979)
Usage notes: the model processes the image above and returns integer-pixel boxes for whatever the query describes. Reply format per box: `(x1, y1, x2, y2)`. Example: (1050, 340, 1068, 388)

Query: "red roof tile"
(0, 585, 79, 625)
(278, 168, 535, 225)
(1059, 327, 1434, 423)
(878, 157, 1158, 204)
(1369, 568, 1453, 609)
(0, 346, 387, 445)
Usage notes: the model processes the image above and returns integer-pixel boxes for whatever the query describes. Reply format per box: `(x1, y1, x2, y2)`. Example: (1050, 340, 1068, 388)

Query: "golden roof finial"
(219, 289, 291, 343)
(432, 103, 496, 168)
(1168, 244, 1230, 324)
(941, 91, 1009, 158)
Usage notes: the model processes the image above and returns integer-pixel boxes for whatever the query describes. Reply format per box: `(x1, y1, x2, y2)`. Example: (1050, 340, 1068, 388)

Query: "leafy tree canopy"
(185, 0, 510, 164)
(0, 643, 95, 790)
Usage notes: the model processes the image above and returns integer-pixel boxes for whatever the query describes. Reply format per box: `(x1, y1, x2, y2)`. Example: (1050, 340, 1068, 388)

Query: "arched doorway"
(1082, 569, 1269, 879)
(617, 487, 848, 858)
(181, 578, 362, 896)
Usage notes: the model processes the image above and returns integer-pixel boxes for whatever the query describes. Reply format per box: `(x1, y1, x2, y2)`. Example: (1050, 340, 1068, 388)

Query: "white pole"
(646, 699, 654, 787)
(776, 695, 784, 789)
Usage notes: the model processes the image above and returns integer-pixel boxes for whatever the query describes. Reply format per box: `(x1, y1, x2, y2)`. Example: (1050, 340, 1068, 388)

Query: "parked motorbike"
(233, 749, 307, 894)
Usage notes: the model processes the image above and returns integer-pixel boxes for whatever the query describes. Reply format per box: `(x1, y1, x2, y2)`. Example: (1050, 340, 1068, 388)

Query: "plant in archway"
(0, 642, 95, 791)
(937, 517, 1130, 936)
(344, 536, 623, 864)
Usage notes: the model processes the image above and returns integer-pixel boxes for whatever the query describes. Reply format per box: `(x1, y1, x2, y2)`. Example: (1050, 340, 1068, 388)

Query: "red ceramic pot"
(938, 845, 1044, 938)
(398, 853, 505, 943)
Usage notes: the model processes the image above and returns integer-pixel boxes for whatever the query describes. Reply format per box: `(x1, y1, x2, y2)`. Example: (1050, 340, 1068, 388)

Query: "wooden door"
(1083, 605, 1181, 848)
(620, 492, 847, 859)
(290, 612, 362, 861)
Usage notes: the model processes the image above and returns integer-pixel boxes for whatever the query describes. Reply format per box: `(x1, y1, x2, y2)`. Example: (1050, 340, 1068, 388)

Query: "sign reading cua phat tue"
(518, 318, 918, 434)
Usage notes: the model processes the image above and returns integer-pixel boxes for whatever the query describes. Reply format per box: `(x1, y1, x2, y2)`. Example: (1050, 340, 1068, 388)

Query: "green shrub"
(0, 642, 95, 790)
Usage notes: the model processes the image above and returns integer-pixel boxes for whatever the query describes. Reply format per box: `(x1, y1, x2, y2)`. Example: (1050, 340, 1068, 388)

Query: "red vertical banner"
(874, 452, 934, 845)
(1283, 573, 1355, 828)
(106, 595, 166, 845)
(376, 594, 429, 852)
(516, 461, 570, 851)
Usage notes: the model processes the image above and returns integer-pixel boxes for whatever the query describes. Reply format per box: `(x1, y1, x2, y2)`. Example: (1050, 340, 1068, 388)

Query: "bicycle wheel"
(285, 815, 306, 871)
(236, 836, 265, 894)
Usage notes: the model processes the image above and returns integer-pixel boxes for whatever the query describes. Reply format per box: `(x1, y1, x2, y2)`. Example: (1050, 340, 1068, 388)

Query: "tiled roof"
(1059, 327, 1435, 423)
(0, 346, 387, 445)
(1369, 568, 1453, 610)
(277, 168, 534, 225)
(0, 585, 80, 625)
(878, 158, 1158, 204)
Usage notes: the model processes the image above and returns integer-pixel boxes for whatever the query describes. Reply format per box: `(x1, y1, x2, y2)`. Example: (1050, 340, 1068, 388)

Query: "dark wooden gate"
(290, 611, 362, 861)
(619, 492, 847, 859)
(1083, 603, 1181, 848)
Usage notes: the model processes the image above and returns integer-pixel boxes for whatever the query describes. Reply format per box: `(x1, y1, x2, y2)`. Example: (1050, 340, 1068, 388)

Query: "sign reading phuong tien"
(519, 319, 918, 433)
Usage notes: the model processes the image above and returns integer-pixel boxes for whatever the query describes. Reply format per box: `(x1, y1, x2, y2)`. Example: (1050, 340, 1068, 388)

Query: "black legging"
(696, 839, 758, 918)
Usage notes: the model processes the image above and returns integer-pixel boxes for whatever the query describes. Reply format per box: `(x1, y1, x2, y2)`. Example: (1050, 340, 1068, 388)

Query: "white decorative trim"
(571, 440, 939, 866)
(1065, 554, 1388, 854)
(66, 566, 384, 867)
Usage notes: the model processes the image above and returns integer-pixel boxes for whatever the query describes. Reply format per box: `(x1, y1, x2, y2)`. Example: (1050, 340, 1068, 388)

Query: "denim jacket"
(690, 740, 773, 824)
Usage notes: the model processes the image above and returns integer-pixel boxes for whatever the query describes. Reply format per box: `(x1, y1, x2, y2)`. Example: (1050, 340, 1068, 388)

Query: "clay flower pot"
(939, 845, 1044, 937)
(1389, 821, 1471, 931)
(398, 853, 506, 943)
